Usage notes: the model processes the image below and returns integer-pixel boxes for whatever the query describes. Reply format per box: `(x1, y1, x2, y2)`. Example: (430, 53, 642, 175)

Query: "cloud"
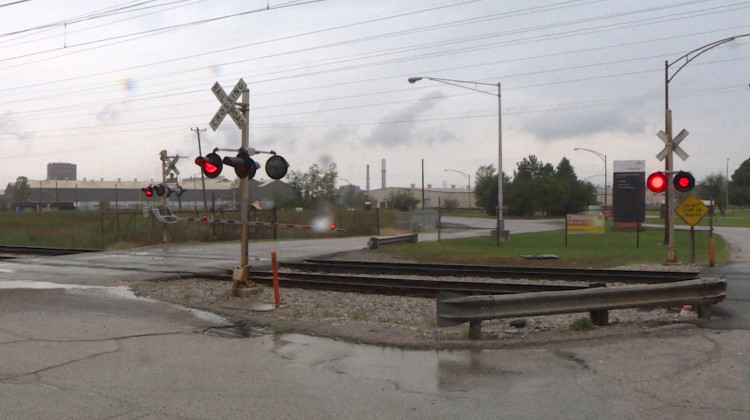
(520, 105, 645, 141)
(96, 100, 131, 123)
(0, 111, 32, 141)
(362, 89, 448, 147)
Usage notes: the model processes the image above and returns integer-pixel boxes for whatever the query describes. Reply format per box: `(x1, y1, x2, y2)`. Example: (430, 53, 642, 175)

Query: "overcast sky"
(1, 0, 749, 192)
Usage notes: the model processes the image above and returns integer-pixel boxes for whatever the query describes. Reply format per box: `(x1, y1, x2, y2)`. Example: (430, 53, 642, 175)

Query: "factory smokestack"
(381, 159, 386, 189)
(366, 164, 370, 192)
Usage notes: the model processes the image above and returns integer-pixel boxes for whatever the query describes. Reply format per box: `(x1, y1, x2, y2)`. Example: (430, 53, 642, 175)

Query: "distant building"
(47, 162, 77, 181)
(367, 184, 474, 209)
(3, 175, 296, 211)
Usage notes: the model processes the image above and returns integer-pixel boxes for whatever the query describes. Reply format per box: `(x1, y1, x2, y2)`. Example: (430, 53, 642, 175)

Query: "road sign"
(656, 129, 689, 161)
(675, 194, 709, 226)
(209, 78, 247, 131)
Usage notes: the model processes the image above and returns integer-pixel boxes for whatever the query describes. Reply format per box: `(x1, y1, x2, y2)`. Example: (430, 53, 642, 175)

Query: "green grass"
(0, 207, 388, 249)
(570, 317, 596, 331)
(647, 208, 750, 228)
(376, 225, 728, 268)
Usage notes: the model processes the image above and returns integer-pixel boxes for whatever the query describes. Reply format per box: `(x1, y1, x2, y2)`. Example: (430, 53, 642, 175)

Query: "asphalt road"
(2, 219, 750, 419)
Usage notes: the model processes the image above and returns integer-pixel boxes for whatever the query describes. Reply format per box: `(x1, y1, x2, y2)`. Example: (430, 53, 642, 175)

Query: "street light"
(444, 169, 471, 208)
(408, 76, 504, 242)
(574, 148, 607, 214)
(726, 158, 730, 213)
(664, 33, 750, 262)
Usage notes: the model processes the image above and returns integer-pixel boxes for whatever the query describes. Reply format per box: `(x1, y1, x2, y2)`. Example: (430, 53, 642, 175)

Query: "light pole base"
(231, 265, 259, 297)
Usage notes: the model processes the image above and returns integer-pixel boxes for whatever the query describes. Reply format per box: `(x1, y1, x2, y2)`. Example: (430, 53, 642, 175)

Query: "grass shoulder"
(373, 227, 728, 268)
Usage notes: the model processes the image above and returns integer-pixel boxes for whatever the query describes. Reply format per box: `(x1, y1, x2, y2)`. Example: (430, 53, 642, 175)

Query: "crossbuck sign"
(209, 78, 247, 131)
(656, 129, 689, 161)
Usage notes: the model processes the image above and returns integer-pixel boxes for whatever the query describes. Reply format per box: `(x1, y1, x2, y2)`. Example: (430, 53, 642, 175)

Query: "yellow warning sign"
(675, 194, 709, 227)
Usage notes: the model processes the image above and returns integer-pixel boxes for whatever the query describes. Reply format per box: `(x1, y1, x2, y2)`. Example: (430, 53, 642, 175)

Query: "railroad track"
(0, 245, 100, 256)
(245, 270, 588, 297)
(281, 259, 701, 284)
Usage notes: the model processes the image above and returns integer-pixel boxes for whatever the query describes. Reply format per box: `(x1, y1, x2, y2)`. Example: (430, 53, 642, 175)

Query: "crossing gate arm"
(176, 216, 345, 232)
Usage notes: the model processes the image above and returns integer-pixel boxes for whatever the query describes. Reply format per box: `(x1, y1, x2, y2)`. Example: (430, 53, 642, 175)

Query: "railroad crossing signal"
(195, 149, 288, 180)
(647, 172, 667, 193)
(223, 150, 259, 178)
(673, 171, 695, 192)
(141, 184, 184, 198)
(195, 152, 223, 178)
(209, 78, 247, 131)
(656, 129, 689, 161)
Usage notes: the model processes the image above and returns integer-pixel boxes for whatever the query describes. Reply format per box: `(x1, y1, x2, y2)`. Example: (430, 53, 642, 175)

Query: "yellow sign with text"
(566, 214, 605, 234)
(675, 194, 709, 227)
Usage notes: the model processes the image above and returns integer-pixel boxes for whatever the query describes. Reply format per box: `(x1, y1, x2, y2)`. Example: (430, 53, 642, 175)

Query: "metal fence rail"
(366, 233, 418, 249)
(437, 278, 727, 339)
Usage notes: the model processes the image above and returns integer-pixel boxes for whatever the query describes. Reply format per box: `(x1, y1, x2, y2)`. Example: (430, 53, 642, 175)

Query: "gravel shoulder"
(130, 249, 710, 350)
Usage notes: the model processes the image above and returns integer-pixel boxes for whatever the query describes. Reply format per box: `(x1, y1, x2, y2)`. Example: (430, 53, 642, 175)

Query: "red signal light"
(330, 224, 336, 230)
(141, 186, 154, 197)
(195, 152, 223, 178)
(647, 172, 667, 193)
(673, 171, 695, 193)
(223, 150, 257, 178)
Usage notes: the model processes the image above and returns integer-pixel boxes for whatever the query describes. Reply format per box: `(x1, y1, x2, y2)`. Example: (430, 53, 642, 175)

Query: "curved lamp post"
(444, 169, 471, 208)
(574, 148, 607, 214)
(408, 76, 504, 242)
(663, 33, 750, 261)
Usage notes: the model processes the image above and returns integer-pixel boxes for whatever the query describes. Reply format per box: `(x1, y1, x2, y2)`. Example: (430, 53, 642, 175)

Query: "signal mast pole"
(191, 127, 209, 213)
(236, 88, 251, 293)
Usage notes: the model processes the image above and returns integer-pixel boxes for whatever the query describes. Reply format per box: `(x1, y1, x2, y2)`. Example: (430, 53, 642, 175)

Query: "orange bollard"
(272, 252, 280, 308)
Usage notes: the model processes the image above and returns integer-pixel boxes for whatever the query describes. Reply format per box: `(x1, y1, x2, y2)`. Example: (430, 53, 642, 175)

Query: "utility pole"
(191, 127, 208, 213)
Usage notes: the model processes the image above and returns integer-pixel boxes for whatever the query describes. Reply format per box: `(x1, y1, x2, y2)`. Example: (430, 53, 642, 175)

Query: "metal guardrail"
(366, 233, 418, 249)
(437, 278, 727, 340)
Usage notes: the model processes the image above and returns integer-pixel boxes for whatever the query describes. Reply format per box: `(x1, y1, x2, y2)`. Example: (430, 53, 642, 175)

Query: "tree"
(729, 158, 750, 207)
(287, 163, 338, 207)
(442, 197, 460, 210)
(504, 156, 594, 217)
(388, 190, 420, 211)
(10, 176, 31, 204)
(697, 173, 727, 214)
(473, 164, 498, 215)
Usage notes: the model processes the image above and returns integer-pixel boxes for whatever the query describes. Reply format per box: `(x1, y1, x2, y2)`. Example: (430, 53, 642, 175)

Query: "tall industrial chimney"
(366, 164, 370, 192)
(381, 159, 386, 189)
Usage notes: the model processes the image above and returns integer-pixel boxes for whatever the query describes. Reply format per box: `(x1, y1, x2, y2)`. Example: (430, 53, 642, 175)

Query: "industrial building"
(5, 164, 295, 211)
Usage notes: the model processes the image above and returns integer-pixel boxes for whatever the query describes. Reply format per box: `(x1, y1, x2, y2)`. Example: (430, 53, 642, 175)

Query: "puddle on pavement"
(261, 333, 509, 394)
(0, 280, 231, 326)
(2, 281, 510, 394)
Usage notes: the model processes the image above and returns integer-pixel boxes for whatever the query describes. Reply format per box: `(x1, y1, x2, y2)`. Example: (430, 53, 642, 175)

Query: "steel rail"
(247, 270, 587, 298)
(0, 245, 100, 256)
(437, 277, 727, 339)
(283, 260, 700, 283)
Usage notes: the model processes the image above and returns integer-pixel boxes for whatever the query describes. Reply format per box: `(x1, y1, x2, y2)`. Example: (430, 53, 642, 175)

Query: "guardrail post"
(696, 304, 711, 320)
(468, 320, 482, 340)
(588, 282, 608, 326)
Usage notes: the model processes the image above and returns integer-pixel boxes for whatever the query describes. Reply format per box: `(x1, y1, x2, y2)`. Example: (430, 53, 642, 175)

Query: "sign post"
(656, 110, 690, 262)
(675, 194, 709, 263)
(209, 78, 252, 293)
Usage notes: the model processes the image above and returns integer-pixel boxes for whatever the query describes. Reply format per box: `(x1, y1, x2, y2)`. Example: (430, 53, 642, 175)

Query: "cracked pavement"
(2, 223, 750, 419)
